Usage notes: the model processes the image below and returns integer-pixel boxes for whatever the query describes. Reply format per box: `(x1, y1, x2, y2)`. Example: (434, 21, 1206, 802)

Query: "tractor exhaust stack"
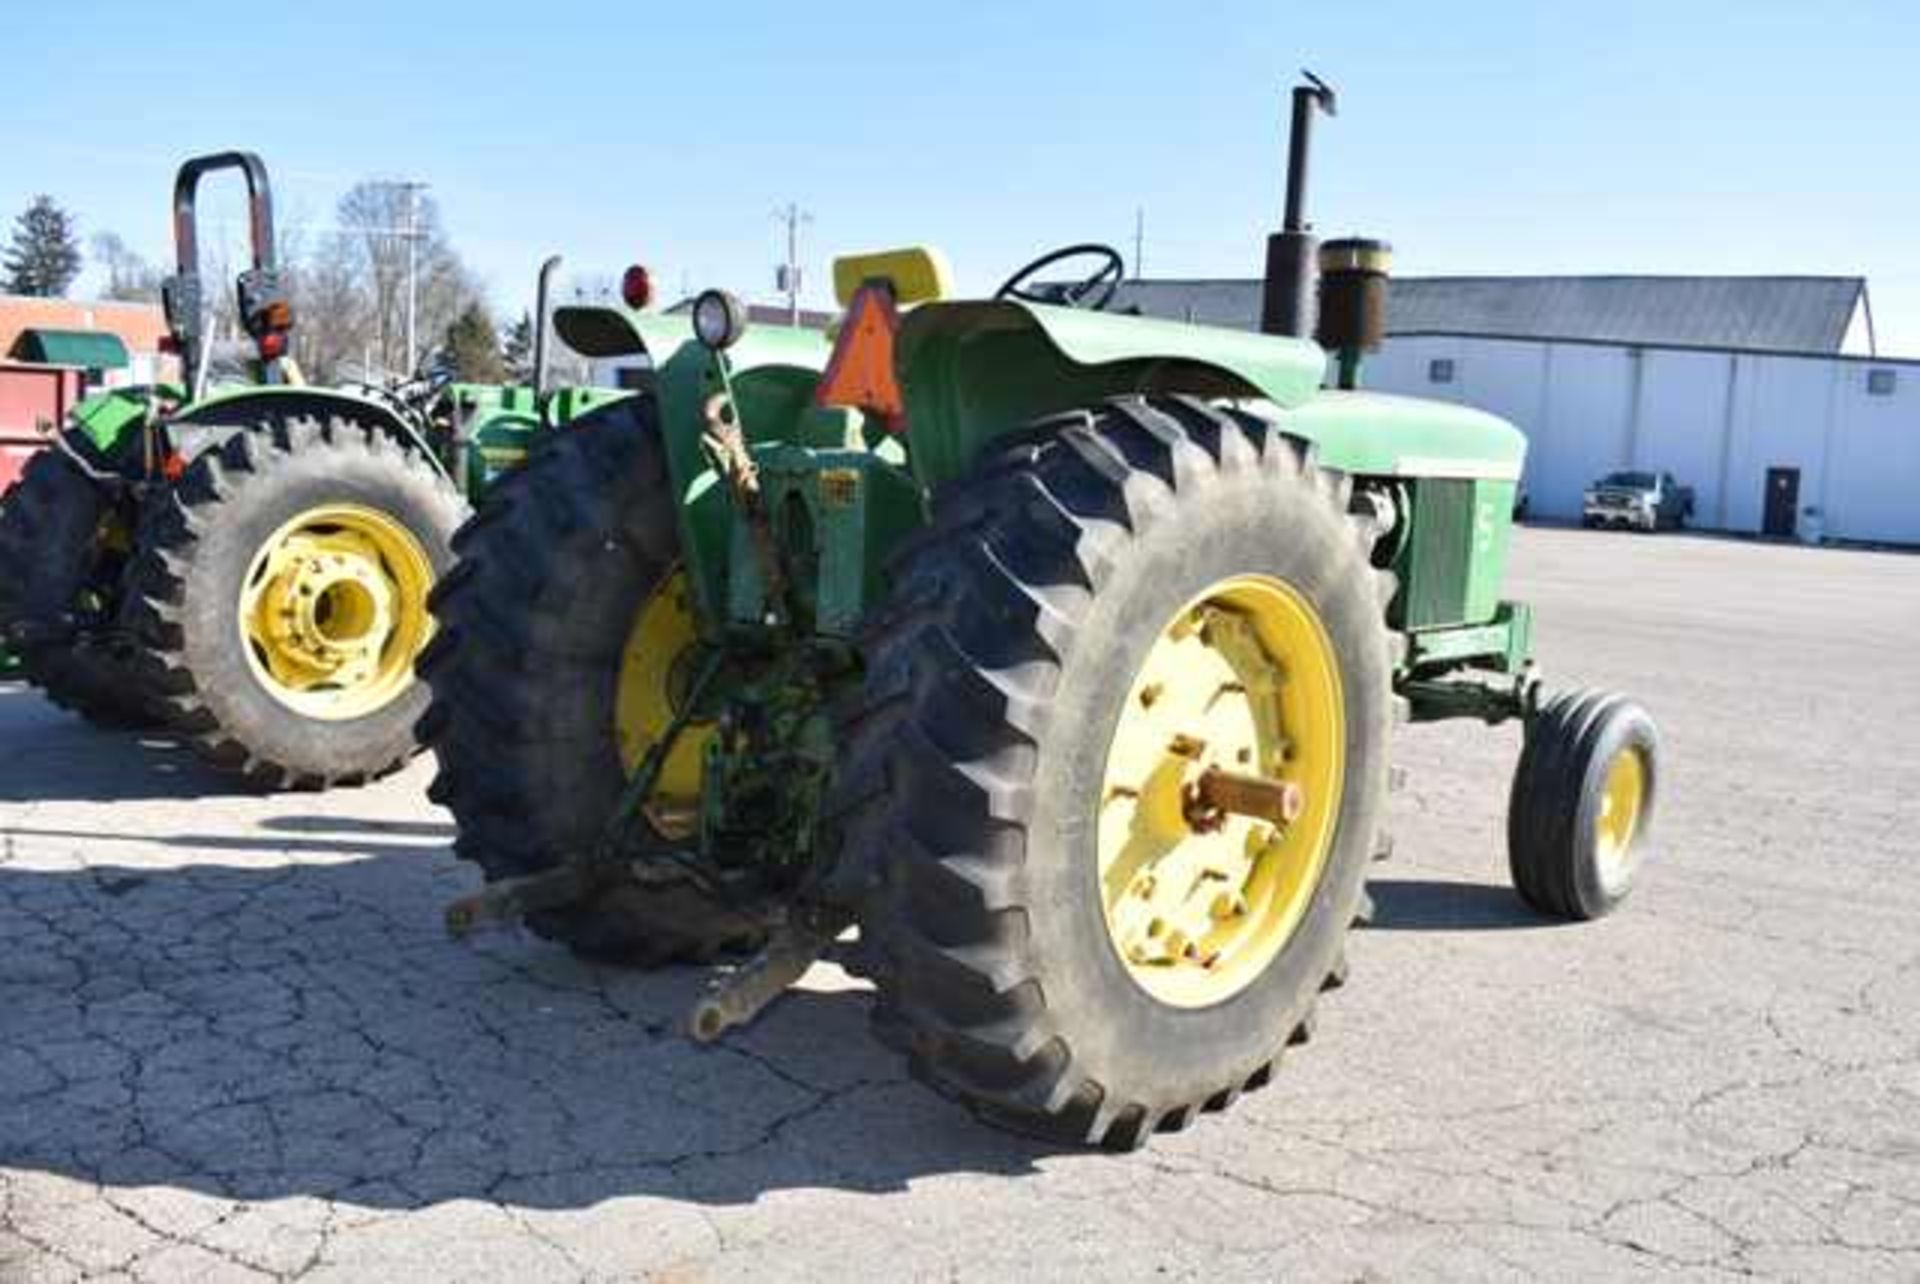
(1260, 72, 1337, 339)
(532, 254, 562, 406)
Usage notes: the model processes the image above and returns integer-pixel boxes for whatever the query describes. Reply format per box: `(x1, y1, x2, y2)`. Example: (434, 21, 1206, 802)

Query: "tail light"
(621, 265, 654, 310)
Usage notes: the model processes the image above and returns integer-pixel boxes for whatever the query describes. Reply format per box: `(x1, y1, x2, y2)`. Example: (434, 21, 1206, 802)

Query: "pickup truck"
(1583, 469, 1695, 532)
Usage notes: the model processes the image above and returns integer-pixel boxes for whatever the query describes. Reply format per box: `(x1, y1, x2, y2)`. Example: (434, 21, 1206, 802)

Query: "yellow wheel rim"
(1098, 575, 1346, 1009)
(238, 504, 434, 721)
(614, 568, 713, 838)
(1595, 745, 1648, 881)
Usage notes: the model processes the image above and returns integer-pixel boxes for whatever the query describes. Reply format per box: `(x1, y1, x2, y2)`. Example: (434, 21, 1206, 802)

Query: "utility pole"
(773, 202, 813, 326)
(400, 181, 430, 374)
(1134, 207, 1146, 280)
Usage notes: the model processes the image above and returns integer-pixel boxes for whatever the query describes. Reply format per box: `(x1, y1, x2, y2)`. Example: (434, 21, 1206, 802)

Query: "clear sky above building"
(5, 0, 1914, 352)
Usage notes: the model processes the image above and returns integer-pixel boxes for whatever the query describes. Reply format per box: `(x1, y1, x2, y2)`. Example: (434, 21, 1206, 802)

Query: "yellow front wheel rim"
(613, 568, 713, 838)
(1595, 746, 1648, 880)
(1097, 574, 1346, 1009)
(239, 504, 435, 721)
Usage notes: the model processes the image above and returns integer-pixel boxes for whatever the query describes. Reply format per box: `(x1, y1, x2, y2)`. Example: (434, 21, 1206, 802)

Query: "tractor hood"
(898, 300, 1329, 409)
(1281, 391, 1526, 481)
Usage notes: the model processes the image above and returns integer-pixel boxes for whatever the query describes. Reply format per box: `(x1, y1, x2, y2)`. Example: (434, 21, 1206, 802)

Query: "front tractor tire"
(416, 399, 769, 964)
(1508, 689, 1661, 920)
(124, 413, 466, 788)
(843, 396, 1395, 1149)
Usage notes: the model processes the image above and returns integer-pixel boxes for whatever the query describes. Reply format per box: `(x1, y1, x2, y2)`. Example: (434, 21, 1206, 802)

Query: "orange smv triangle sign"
(813, 282, 906, 433)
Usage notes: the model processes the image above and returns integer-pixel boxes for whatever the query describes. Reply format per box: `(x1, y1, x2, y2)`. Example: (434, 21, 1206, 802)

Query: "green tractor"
(422, 79, 1662, 1147)
(0, 152, 622, 785)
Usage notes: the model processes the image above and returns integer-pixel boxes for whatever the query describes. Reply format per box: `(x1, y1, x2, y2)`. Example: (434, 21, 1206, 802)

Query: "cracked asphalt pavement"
(3, 527, 1917, 1282)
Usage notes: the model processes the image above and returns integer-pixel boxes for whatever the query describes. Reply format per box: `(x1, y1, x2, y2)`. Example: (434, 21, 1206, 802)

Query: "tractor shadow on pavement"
(0, 847, 1053, 1213)
(0, 682, 269, 804)
(1363, 877, 1556, 932)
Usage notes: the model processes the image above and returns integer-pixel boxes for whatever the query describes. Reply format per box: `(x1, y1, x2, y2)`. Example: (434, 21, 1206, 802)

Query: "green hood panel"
(899, 301, 1329, 409)
(1279, 390, 1526, 480)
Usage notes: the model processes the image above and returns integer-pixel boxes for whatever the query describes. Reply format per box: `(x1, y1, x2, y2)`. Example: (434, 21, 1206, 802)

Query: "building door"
(1762, 467, 1800, 538)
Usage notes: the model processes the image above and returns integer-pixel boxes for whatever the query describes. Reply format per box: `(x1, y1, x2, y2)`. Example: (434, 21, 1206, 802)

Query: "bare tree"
(89, 232, 162, 302)
(328, 183, 480, 379)
(290, 231, 375, 384)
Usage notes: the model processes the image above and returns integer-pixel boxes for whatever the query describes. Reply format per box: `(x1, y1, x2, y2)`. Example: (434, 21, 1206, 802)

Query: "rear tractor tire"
(0, 444, 165, 729)
(842, 396, 1396, 1149)
(1507, 689, 1661, 920)
(123, 412, 466, 788)
(417, 399, 770, 965)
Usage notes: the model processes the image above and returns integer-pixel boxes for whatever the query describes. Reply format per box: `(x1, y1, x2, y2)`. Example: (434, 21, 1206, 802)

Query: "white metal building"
(1368, 335, 1916, 544)
(1105, 275, 1919, 546)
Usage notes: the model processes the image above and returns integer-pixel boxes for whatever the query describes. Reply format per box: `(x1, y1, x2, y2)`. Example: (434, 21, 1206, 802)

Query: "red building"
(0, 294, 172, 489)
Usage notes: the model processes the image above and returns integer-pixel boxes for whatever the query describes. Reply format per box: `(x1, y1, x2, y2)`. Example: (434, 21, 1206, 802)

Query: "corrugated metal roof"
(1091, 275, 1867, 355)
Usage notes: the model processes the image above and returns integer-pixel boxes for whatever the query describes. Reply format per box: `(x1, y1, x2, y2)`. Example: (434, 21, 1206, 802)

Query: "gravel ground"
(2, 526, 1916, 1282)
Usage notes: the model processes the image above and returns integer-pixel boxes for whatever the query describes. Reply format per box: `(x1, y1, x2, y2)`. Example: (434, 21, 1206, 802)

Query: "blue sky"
(6, 1, 1916, 352)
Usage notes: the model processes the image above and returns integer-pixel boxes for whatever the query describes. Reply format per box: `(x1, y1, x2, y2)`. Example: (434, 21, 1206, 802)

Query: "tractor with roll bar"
(420, 74, 1663, 1148)
(0, 152, 626, 784)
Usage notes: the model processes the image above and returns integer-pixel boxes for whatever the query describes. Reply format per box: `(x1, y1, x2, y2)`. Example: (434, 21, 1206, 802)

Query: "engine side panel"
(1395, 477, 1519, 631)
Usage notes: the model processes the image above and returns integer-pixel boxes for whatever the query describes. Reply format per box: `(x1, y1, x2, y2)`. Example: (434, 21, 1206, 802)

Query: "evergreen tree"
(3, 197, 83, 297)
(503, 310, 536, 381)
(443, 303, 506, 382)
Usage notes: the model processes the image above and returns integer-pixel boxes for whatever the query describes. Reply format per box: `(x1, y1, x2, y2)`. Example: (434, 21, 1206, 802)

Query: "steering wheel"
(995, 243, 1126, 311)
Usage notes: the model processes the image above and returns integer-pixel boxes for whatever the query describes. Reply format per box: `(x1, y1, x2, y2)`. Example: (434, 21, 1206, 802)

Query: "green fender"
(895, 300, 1524, 487)
(552, 305, 701, 369)
(169, 384, 449, 481)
(552, 303, 829, 375)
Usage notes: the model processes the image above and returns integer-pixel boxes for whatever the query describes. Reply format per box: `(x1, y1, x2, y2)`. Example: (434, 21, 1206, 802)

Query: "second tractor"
(0, 154, 622, 785)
